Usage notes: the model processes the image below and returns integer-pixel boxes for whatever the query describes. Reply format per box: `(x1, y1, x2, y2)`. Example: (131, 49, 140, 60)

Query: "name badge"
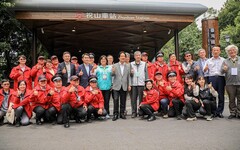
(102, 74, 107, 80)
(231, 68, 238, 76)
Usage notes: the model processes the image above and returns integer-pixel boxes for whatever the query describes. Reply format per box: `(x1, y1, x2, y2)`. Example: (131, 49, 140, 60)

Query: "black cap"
(38, 75, 47, 81)
(88, 76, 98, 83)
(38, 56, 45, 60)
(70, 75, 79, 81)
(156, 52, 164, 58)
(71, 56, 78, 60)
(155, 72, 162, 76)
(167, 71, 177, 77)
(89, 53, 95, 58)
(51, 74, 62, 82)
(142, 52, 148, 56)
(51, 55, 58, 60)
(145, 79, 153, 83)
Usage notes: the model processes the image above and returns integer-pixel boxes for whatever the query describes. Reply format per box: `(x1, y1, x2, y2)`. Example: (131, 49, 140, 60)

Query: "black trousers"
(113, 88, 127, 115)
(87, 105, 107, 119)
(34, 106, 57, 122)
(131, 86, 144, 114)
(101, 90, 111, 115)
(168, 99, 184, 117)
(209, 76, 225, 114)
(183, 100, 201, 118)
(138, 104, 155, 116)
(202, 99, 216, 116)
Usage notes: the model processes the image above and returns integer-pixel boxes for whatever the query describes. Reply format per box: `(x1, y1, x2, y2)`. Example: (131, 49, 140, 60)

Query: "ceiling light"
(168, 29, 171, 35)
(72, 27, 76, 32)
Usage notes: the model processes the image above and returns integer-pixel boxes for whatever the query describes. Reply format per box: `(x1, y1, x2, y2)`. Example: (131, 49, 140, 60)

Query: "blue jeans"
(160, 98, 169, 115)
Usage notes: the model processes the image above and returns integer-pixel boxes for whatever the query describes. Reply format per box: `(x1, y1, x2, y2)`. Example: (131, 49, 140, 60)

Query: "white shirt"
(65, 62, 71, 82)
(204, 56, 225, 76)
(119, 62, 125, 76)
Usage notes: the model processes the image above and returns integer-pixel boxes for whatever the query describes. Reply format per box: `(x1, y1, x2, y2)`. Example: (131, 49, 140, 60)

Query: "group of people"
(0, 45, 239, 128)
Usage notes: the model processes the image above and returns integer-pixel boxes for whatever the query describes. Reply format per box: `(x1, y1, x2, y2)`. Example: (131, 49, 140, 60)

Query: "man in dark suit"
(77, 53, 93, 88)
(57, 51, 76, 86)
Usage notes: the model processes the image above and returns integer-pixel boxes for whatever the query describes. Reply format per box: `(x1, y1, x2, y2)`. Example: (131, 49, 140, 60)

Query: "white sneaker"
(105, 114, 111, 119)
(163, 114, 168, 118)
(186, 117, 197, 121)
(206, 116, 213, 121)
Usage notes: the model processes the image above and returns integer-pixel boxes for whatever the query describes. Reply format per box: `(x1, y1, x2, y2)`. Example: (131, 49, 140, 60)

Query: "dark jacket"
(57, 62, 76, 86)
(76, 64, 93, 88)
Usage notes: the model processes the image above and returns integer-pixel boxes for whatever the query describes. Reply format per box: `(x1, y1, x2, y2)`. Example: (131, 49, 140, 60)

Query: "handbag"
(6, 109, 15, 124)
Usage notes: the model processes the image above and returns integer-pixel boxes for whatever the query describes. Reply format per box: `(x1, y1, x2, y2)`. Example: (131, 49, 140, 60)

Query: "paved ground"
(0, 100, 240, 150)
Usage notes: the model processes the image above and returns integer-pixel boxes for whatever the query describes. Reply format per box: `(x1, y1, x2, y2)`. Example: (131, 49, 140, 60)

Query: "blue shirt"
(95, 65, 112, 90)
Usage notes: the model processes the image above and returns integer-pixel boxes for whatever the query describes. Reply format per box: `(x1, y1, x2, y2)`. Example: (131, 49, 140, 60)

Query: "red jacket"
(29, 85, 55, 110)
(9, 65, 32, 90)
(31, 64, 44, 87)
(12, 90, 32, 118)
(52, 87, 69, 106)
(66, 85, 85, 108)
(45, 68, 56, 88)
(146, 61, 156, 80)
(154, 80, 168, 100)
(0, 89, 15, 109)
(141, 89, 159, 111)
(154, 61, 169, 81)
(52, 64, 59, 74)
(162, 81, 185, 107)
(168, 60, 184, 84)
(84, 86, 104, 109)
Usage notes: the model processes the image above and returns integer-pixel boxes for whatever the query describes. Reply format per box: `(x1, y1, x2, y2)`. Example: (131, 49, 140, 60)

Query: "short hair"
(98, 55, 108, 65)
(197, 48, 206, 54)
(225, 44, 239, 56)
(45, 59, 52, 65)
(134, 51, 141, 56)
(169, 53, 175, 58)
(1, 79, 10, 84)
(125, 52, 130, 57)
(82, 53, 90, 58)
(118, 51, 126, 58)
(107, 55, 113, 59)
(63, 51, 71, 56)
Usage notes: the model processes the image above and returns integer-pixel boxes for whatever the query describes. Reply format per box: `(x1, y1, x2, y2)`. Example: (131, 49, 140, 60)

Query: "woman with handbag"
(195, 76, 218, 121)
(13, 80, 32, 127)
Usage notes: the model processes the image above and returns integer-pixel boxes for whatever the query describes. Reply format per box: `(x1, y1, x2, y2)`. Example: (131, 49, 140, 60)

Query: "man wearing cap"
(71, 56, 80, 71)
(31, 55, 45, 87)
(30, 75, 59, 125)
(141, 52, 156, 80)
(51, 75, 71, 128)
(66, 75, 86, 123)
(0, 79, 14, 125)
(162, 71, 185, 120)
(84, 76, 107, 122)
(10, 55, 32, 90)
(57, 51, 76, 86)
(112, 51, 131, 121)
(154, 52, 168, 81)
(129, 51, 149, 118)
(77, 53, 93, 88)
(51, 55, 59, 73)
(154, 72, 169, 118)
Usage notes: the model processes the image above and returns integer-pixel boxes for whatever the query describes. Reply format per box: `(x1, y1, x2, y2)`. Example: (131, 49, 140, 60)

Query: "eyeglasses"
(185, 55, 191, 57)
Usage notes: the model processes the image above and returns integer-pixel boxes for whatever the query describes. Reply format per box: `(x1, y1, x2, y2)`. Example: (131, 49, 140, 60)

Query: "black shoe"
(76, 119, 81, 123)
(0, 118, 4, 126)
(147, 115, 156, 122)
(177, 115, 182, 120)
(15, 119, 21, 127)
(36, 119, 42, 125)
(131, 113, 137, 118)
(120, 114, 126, 119)
(228, 114, 236, 119)
(64, 122, 70, 128)
(112, 115, 118, 121)
(218, 114, 224, 118)
(85, 118, 92, 123)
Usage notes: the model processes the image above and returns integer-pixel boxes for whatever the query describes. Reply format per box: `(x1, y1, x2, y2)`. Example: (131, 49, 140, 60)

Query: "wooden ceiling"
(16, 12, 194, 60)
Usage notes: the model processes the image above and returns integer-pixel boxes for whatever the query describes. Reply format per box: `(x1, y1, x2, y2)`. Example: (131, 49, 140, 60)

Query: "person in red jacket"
(31, 56, 45, 87)
(154, 52, 168, 81)
(44, 59, 56, 88)
(66, 75, 86, 124)
(84, 76, 107, 122)
(51, 55, 59, 73)
(71, 56, 80, 71)
(30, 75, 59, 125)
(9, 55, 32, 90)
(141, 52, 156, 80)
(51, 75, 71, 128)
(163, 71, 185, 120)
(154, 72, 169, 118)
(0, 79, 14, 126)
(168, 53, 185, 84)
(12, 80, 32, 127)
(138, 79, 159, 121)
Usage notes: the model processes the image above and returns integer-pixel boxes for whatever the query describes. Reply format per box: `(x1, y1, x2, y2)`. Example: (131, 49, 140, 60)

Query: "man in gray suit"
(196, 49, 209, 82)
(112, 51, 131, 121)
